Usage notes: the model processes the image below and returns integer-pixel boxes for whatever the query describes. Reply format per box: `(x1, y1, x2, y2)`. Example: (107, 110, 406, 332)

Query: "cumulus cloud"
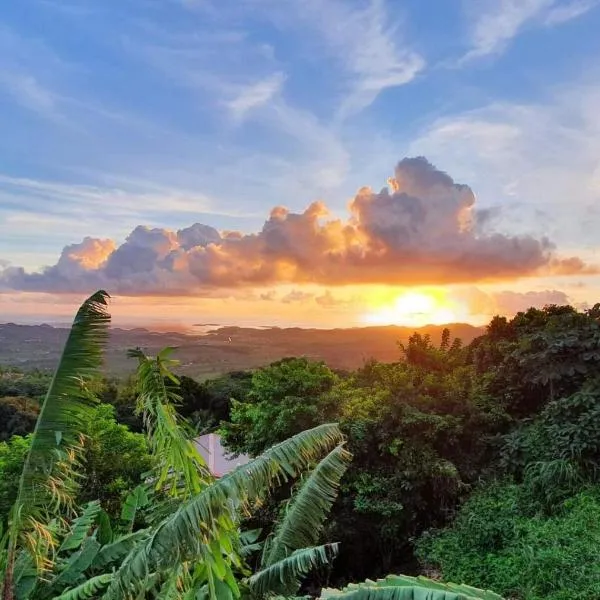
(0, 157, 591, 296)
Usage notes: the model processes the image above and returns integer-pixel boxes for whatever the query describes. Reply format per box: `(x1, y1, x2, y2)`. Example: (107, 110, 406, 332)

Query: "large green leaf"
(119, 485, 150, 533)
(249, 543, 338, 597)
(320, 575, 505, 600)
(14, 290, 110, 517)
(262, 443, 351, 568)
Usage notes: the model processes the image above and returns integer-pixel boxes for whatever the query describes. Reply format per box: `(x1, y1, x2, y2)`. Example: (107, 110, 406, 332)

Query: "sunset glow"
(1, 1, 600, 328)
(363, 290, 461, 327)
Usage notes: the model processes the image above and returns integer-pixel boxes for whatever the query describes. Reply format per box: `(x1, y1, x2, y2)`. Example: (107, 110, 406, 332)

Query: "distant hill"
(0, 322, 485, 378)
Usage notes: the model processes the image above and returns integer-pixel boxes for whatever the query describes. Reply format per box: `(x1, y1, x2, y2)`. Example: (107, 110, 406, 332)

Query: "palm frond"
(16, 291, 110, 513)
(249, 543, 338, 597)
(3, 291, 110, 599)
(53, 574, 112, 600)
(263, 444, 351, 568)
(320, 574, 505, 599)
(103, 423, 344, 599)
(129, 348, 210, 497)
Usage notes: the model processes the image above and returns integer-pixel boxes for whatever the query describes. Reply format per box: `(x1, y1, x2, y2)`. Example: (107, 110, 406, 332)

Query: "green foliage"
(5, 295, 600, 599)
(53, 574, 112, 600)
(0, 369, 51, 402)
(0, 405, 153, 525)
(104, 423, 346, 599)
(262, 444, 351, 568)
(418, 484, 600, 600)
(77, 404, 154, 514)
(499, 378, 600, 510)
(473, 305, 600, 417)
(248, 544, 339, 597)
(0, 436, 30, 521)
(128, 347, 210, 497)
(2, 291, 354, 599)
(221, 357, 337, 456)
(0, 398, 39, 442)
(245, 443, 351, 597)
(222, 333, 508, 583)
(119, 485, 150, 533)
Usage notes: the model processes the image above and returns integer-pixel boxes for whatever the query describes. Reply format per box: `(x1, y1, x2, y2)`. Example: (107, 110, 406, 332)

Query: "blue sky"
(1, 0, 600, 326)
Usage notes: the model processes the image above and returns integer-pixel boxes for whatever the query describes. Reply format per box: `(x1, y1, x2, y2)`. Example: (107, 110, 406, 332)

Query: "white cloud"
(0, 72, 57, 118)
(462, 0, 597, 61)
(0, 26, 67, 119)
(544, 0, 599, 25)
(409, 81, 600, 250)
(254, 0, 424, 117)
(227, 72, 286, 121)
(319, 0, 425, 118)
(0, 173, 246, 222)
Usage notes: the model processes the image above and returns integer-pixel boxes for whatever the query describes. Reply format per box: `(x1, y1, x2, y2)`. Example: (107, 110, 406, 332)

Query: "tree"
(0, 397, 38, 442)
(220, 357, 337, 456)
(77, 403, 154, 515)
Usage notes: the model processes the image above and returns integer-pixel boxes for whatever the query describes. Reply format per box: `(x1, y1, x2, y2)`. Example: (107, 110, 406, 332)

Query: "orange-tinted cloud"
(1, 157, 592, 295)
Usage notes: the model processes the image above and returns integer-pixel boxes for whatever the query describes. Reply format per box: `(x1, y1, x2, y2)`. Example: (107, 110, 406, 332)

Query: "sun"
(363, 289, 459, 327)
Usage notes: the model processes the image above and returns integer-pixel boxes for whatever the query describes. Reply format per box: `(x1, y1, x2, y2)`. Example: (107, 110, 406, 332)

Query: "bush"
(418, 483, 600, 600)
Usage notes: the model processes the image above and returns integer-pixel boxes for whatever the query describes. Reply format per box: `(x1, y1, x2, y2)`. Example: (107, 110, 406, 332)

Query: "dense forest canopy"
(2, 301, 600, 599)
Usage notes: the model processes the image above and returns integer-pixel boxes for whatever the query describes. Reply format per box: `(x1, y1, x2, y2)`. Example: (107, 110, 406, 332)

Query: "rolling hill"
(0, 322, 485, 378)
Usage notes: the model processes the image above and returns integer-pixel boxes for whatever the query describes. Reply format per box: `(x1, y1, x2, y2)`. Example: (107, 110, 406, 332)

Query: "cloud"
(461, 0, 597, 61)
(323, 0, 425, 117)
(1, 157, 591, 296)
(227, 72, 286, 121)
(0, 72, 57, 118)
(454, 287, 572, 319)
(409, 82, 600, 250)
(492, 289, 570, 314)
(281, 290, 314, 304)
(257, 0, 424, 117)
(315, 290, 353, 308)
(544, 0, 599, 25)
(0, 26, 67, 119)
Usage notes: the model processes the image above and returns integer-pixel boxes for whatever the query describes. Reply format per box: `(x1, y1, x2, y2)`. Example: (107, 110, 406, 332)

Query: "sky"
(1, 0, 600, 329)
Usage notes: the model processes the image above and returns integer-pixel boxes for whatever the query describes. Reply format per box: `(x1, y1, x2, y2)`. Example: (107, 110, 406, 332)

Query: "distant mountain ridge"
(0, 322, 485, 378)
